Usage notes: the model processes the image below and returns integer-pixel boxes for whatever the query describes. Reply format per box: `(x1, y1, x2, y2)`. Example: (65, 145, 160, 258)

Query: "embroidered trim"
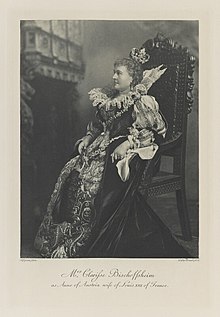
(83, 134, 127, 159)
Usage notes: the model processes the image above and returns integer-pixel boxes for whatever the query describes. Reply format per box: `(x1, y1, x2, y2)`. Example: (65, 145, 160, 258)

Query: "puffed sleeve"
(116, 95, 167, 182)
(128, 95, 167, 149)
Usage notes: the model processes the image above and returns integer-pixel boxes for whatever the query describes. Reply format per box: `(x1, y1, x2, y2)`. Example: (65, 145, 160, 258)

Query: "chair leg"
(176, 188, 192, 241)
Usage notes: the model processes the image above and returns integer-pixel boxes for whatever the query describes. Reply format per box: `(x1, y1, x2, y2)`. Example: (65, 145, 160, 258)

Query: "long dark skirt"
(72, 140, 190, 258)
(35, 138, 191, 258)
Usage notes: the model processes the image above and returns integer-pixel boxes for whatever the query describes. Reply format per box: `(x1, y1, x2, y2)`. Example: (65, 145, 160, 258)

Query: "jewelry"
(130, 47, 150, 64)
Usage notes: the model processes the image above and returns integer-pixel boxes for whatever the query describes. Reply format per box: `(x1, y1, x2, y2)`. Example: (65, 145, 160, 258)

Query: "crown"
(129, 47, 150, 64)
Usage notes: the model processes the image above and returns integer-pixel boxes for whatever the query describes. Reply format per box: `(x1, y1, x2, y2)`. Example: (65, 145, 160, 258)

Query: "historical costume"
(34, 48, 190, 258)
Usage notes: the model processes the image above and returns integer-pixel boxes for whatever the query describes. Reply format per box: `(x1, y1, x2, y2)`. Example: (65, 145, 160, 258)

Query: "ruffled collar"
(88, 84, 148, 112)
(88, 64, 167, 112)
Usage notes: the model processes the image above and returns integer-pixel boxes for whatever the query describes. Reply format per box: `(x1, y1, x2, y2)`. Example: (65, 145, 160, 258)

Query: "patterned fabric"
(34, 135, 107, 258)
(34, 89, 167, 258)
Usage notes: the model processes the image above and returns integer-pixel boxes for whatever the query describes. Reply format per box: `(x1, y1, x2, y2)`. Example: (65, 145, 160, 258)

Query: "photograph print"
(20, 20, 198, 258)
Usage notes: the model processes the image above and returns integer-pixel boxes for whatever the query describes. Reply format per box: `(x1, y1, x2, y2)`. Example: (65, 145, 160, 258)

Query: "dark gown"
(34, 95, 191, 258)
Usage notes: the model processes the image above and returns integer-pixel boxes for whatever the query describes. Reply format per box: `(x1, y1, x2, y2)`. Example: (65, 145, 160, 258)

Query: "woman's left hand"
(111, 140, 130, 162)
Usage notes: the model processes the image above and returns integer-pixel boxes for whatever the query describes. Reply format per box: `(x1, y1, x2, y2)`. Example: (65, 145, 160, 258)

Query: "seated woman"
(34, 47, 190, 258)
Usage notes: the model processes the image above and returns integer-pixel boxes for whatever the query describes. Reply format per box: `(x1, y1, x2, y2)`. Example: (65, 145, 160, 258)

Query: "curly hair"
(113, 58, 143, 88)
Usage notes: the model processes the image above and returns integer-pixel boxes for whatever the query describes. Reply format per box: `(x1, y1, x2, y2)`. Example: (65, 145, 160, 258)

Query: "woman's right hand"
(78, 135, 92, 154)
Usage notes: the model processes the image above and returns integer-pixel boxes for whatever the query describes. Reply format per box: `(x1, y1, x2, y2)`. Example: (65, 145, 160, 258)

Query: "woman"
(34, 47, 190, 258)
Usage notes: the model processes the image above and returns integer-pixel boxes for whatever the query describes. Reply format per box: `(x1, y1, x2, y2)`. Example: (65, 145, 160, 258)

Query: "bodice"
(96, 105, 134, 139)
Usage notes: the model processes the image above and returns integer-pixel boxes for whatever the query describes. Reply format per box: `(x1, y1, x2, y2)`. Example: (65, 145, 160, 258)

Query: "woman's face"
(113, 65, 133, 93)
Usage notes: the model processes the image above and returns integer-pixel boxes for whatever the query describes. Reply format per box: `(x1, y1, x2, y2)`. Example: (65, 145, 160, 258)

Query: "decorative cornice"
(21, 20, 85, 83)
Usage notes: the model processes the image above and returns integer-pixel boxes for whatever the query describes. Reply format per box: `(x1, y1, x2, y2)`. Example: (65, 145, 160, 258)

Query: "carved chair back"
(139, 34, 196, 240)
(142, 33, 195, 141)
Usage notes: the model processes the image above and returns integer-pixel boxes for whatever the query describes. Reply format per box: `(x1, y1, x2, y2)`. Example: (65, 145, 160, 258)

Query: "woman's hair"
(113, 58, 143, 88)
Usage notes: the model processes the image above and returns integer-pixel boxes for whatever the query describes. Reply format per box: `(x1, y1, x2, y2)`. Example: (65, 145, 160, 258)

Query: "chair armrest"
(158, 132, 182, 153)
(140, 132, 183, 187)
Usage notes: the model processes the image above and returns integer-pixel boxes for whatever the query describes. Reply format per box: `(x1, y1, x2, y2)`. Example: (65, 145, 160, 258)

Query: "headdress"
(129, 47, 167, 91)
(129, 47, 150, 64)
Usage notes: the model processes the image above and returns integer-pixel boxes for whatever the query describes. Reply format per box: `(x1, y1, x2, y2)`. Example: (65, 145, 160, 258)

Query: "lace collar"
(88, 84, 148, 112)
(88, 64, 167, 112)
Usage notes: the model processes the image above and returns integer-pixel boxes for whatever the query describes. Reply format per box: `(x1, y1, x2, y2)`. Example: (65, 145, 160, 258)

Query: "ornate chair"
(139, 34, 196, 241)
